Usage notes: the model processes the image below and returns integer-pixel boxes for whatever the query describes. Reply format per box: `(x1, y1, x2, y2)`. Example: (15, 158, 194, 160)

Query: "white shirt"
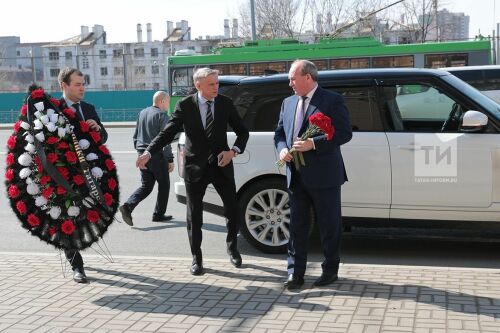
(63, 95, 85, 120)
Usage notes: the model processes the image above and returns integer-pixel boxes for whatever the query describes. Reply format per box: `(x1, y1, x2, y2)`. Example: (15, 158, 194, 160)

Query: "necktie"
(293, 96, 308, 139)
(72, 103, 84, 120)
(205, 100, 214, 138)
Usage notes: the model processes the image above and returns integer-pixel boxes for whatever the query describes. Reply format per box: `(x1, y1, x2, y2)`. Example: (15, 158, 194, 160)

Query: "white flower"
(33, 119, 43, 130)
(20, 121, 30, 130)
(48, 206, 62, 219)
(26, 182, 40, 195)
(91, 167, 103, 179)
(25, 177, 33, 184)
(40, 115, 50, 125)
(35, 196, 48, 207)
(57, 127, 66, 138)
(46, 122, 57, 132)
(86, 153, 98, 161)
(79, 139, 90, 150)
(24, 133, 34, 143)
(18, 153, 33, 166)
(58, 116, 65, 125)
(34, 103, 44, 112)
(19, 167, 32, 179)
(35, 132, 45, 142)
(68, 206, 80, 217)
(24, 143, 36, 153)
(46, 109, 55, 117)
(49, 113, 59, 123)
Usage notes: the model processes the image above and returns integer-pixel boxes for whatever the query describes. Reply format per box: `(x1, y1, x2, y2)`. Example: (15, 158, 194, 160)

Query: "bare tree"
(400, 0, 436, 42)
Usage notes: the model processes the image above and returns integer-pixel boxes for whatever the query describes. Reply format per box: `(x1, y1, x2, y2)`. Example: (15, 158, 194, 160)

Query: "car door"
(379, 77, 496, 218)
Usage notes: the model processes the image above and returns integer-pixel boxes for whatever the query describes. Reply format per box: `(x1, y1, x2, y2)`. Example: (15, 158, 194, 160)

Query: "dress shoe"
(190, 257, 203, 275)
(152, 214, 173, 222)
(73, 268, 87, 283)
(119, 205, 133, 226)
(228, 250, 242, 268)
(313, 272, 338, 287)
(284, 274, 304, 290)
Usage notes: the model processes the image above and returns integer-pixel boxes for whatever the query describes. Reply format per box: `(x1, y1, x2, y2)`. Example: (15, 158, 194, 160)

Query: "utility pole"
(434, 0, 439, 41)
(250, 0, 257, 41)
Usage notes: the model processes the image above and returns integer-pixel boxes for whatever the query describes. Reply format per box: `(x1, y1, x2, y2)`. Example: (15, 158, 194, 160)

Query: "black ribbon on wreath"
(5, 85, 119, 251)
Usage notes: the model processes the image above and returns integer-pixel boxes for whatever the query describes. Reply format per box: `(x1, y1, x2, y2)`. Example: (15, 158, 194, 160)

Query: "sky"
(0, 0, 499, 44)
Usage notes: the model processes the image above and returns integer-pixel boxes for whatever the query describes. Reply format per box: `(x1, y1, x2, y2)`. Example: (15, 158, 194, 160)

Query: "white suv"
(175, 68, 500, 253)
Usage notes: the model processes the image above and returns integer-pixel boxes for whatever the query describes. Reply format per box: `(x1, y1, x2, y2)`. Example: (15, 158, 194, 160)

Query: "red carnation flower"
(50, 98, 61, 107)
(8, 185, 20, 198)
(103, 193, 113, 206)
(46, 136, 59, 145)
(73, 174, 85, 185)
(105, 159, 115, 171)
(16, 201, 27, 215)
(6, 153, 15, 166)
(27, 214, 40, 227)
(63, 108, 76, 119)
(79, 121, 90, 133)
(309, 113, 335, 140)
(31, 88, 45, 99)
(57, 142, 69, 150)
(48, 227, 56, 236)
(56, 166, 70, 180)
(42, 187, 54, 199)
(20, 104, 28, 116)
(65, 151, 78, 164)
(5, 169, 15, 182)
(99, 145, 109, 155)
(107, 178, 117, 191)
(89, 131, 101, 143)
(56, 186, 67, 195)
(87, 210, 100, 223)
(40, 175, 52, 186)
(7, 135, 17, 149)
(61, 220, 75, 235)
(47, 153, 58, 164)
(13, 121, 21, 133)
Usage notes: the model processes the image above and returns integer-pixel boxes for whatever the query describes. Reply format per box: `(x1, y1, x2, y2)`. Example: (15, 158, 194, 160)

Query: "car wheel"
(238, 178, 313, 254)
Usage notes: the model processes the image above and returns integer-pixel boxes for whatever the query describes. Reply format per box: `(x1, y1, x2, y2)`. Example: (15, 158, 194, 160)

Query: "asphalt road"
(1, 127, 500, 270)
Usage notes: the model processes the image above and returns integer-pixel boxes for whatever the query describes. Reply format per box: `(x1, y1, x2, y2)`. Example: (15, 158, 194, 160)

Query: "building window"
(99, 50, 107, 59)
(151, 48, 158, 57)
(49, 52, 59, 61)
(135, 82, 146, 89)
(114, 67, 124, 76)
(16, 51, 20, 56)
(114, 84, 123, 90)
(113, 49, 123, 58)
(135, 66, 146, 75)
(152, 65, 159, 74)
(65, 51, 72, 60)
(101, 84, 109, 91)
(100, 67, 108, 76)
(49, 68, 59, 77)
(81, 51, 89, 69)
(153, 82, 160, 90)
(84, 74, 91, 85)
(134, 48, 145, 57)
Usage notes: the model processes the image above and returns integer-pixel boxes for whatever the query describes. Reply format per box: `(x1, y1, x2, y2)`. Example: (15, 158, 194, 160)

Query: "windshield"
(442, 73, 500, 117)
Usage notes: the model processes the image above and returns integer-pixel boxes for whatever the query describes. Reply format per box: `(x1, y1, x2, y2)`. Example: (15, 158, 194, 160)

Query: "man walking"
(119, 91, 174, 226)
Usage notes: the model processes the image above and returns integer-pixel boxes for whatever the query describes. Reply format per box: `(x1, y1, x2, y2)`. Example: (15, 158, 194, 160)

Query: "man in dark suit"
(137, 68, 249, 275)
(58, 67, 108, 283)
(119, 91, 174, 226)
(274, 60, 352, 290)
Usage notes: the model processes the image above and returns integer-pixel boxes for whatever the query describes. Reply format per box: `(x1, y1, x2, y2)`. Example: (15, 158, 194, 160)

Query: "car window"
(329, 86, 383, 131)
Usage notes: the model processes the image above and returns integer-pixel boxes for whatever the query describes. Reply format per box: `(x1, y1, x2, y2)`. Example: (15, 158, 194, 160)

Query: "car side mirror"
(461, 110, 488, 132)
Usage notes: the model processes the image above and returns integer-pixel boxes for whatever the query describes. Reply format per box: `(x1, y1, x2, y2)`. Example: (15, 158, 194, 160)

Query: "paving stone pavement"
(0, 252, 499, 333)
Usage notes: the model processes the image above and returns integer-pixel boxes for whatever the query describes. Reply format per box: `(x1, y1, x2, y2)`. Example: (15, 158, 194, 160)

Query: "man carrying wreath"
(274, 60, 352, 290)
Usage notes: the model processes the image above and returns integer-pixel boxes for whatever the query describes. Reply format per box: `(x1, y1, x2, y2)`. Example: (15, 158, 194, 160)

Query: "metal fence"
(0, 108, 141, 124)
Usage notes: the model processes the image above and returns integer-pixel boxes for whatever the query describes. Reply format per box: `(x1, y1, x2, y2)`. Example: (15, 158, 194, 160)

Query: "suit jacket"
(147, 93, 249, 182)
(274, 86, 352, 189)
(59, 98, 108, 144)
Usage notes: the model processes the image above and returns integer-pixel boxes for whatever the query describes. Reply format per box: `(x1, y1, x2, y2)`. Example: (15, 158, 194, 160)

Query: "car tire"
(238, 178, 313, 254)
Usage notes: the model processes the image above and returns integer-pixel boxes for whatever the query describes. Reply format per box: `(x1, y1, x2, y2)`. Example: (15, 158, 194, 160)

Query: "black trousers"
(125, 153, 170, 217)
(64, 249, 83, 270)
(184, 164, 239, 258)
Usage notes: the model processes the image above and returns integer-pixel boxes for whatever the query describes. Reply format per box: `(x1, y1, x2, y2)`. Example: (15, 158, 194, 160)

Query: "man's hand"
(136, 152, 150, 169)
(217, 150, 235, 167)
(293, 138, 314, 152)
(279, 148, 293, 162)
(168, 162, 175, 173)
(86, 119, 101, 131)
